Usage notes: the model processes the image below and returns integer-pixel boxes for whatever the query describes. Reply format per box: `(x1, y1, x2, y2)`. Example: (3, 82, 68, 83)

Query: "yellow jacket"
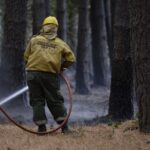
(24, 35, 76, 73)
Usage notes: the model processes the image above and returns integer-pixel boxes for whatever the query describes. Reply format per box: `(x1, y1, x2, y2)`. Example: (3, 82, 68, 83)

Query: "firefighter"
(24, 16, 76, 133)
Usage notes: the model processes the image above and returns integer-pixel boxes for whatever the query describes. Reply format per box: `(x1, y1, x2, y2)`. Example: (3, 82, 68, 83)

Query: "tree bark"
(0, 0, 27, 102)
(56, 0, 67, 40)
(108, 0, 133, 120)
(130, 0, 150, 132)
(67, 0, 78, 53)
(45, 0, 50, 17)
(32, 0, 46, 34)
(104, 0, 113, 61)
(0, 0, 4, 64)
(26, 0, 33, 41)
(90, 0, 107, 86)
(75, 0, 90, 94)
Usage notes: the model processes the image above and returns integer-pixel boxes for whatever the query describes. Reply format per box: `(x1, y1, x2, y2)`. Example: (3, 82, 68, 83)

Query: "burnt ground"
(0, 84, 137, 127)
(0, 85, 110, 126)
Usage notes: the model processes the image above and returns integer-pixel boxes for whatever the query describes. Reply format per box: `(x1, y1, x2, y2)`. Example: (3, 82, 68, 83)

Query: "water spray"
(0, 86, 28, 106)
(0, 73, 73, 135)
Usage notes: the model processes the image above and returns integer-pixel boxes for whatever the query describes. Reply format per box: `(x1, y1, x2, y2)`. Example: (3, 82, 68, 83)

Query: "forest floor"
(0, 81, 147, 150)
(0, 120, 150, 150)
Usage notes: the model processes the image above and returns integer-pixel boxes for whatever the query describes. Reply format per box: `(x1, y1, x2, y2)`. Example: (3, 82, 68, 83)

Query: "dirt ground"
(0, 81, 149, 150)
(0, 121, 150, 150)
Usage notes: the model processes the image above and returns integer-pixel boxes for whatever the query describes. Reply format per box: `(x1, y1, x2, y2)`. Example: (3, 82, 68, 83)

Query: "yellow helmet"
(42, 16, 58, 26)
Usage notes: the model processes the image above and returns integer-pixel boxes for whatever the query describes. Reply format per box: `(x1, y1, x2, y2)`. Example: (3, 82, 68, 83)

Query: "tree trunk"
(0, 0, 4, 65)
(104, 0, 113, 61)
(130, 0, 150, 132)
(75, 0, 90, 94)
(56, 0, 67, 40)
(45, 0, 50, 16)
(108, 0, 133, 120)
(0, 0, 27, 102)
(32, 0, 46, 34)
(67, 0, 78, 53)
(26, 0, 33, 41)
(90, 0, 107, 86)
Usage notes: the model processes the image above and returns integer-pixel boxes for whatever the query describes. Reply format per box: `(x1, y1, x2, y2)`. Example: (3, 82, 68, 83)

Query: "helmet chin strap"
(40, 24, 58, 40)
(42, 24, 58, 33)
(41, 32, 57, 40)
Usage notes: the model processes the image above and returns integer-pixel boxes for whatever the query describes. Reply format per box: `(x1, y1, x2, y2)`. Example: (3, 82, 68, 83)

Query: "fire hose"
(0, 73, 73, 135)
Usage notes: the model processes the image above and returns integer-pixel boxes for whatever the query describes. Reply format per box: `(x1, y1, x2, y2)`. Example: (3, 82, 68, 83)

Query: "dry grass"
(0, 120, 150, 150)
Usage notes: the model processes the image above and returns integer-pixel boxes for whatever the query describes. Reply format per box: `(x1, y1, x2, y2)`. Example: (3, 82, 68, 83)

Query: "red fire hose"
(0, 73, 73, 135)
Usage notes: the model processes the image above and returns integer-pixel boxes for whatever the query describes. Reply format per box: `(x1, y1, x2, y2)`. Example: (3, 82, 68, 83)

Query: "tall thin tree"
(76, 0, 90, 94)
(45, 0, 51, 17)
(108, 0, 133, 120)
(0, 0, 27, 101)
(67, 0, 78, 53)
(32, 0, 50, 34)
(90, 0, 107, 86)
(0, 0, 4, 64)
(56, 0, 67, 40)
(104, 0, 112, 61)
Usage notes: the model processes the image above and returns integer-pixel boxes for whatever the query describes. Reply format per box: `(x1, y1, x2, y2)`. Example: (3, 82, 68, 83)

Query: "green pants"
(26, 71, 67, 125)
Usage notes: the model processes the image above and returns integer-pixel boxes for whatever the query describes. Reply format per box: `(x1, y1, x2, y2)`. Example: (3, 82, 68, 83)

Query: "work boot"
(61, 124, 72, 134)
(38, 124, 47, 132)
(57, 120, 72, 134)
